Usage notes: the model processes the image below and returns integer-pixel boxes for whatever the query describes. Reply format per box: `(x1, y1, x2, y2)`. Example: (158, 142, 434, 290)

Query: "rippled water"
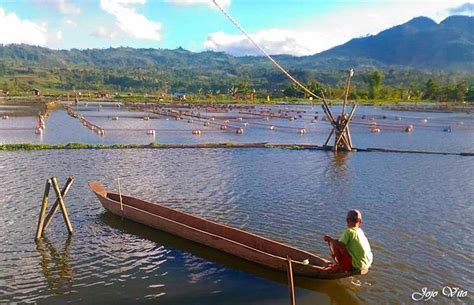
(0, 104, 473, 304)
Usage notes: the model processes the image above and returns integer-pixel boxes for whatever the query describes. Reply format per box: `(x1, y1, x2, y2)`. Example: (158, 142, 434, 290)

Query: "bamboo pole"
(286, 256, 296, 305)
(323, 128, 334, 147)
(43, 176, 75, 230)
(51, 177, 73, 234)
(117, 176, 123, 211)
(35, 179, 51, 241)
(341, 69, 354, 116)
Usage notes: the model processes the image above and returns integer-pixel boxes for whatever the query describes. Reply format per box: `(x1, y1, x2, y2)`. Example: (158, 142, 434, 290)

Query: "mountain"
(311, 16, 474, 71)
(0, 16, 473, 95)
(0, 15, 473, 72)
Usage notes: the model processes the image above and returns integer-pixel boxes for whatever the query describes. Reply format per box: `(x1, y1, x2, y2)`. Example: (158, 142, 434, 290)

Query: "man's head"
(346, 209, 362, 227)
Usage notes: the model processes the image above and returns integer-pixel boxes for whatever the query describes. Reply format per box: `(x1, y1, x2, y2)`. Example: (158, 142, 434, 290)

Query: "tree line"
(1, 64, 473, 102)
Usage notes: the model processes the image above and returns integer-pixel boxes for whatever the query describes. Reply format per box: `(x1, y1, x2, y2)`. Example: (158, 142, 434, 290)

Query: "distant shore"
(1, 95, 472, 113)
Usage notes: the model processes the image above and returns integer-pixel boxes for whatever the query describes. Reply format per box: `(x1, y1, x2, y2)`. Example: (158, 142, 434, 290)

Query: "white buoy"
(420, 118, 428, 123)
(298, 128, 306, 135)
(146, 129, 155, 135)
(243, 122, 249, 127)
(269, 125, 275, 130)
(405, 125, 414, 133)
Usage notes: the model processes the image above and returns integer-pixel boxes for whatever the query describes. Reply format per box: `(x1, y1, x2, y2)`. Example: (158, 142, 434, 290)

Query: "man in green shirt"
(324, 209, 373, 273)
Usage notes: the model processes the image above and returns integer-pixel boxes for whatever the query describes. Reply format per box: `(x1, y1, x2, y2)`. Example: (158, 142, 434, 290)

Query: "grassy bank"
(0, 142, 313, 151)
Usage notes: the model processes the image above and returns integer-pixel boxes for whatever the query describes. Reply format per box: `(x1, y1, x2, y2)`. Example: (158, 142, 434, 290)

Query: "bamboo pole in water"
(51, 177, 73, 234)
(286, 256, 296, 305)
(43, 177, 75, 230)
(117, 176, 123, 211)
(35, 179, 51, 241)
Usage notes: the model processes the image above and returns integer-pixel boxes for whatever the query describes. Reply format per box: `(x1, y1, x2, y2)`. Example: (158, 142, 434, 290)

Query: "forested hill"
(0, 15, 473, 72)
(312, 15, 474, 71)
(0, 15, 473, 98)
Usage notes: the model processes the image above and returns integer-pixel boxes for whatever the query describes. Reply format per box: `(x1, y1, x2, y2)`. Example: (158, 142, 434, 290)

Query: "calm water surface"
(0, 104, 472, 304)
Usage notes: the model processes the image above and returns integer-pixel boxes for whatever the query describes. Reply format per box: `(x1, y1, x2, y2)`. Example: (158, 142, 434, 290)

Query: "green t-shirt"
(339, 227, 373, 270)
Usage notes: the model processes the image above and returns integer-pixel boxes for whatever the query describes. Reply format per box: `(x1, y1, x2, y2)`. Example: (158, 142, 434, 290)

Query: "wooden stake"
(35, 179, 51, 241)
(286, 256, 296, 305)
(117, 176, 123, 211)
(43, 177, 75, 231)
(51, 177, 73, 234)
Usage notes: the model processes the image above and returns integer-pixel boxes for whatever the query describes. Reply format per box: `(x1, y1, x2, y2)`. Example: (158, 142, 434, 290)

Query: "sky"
(0, 0, 472, 56)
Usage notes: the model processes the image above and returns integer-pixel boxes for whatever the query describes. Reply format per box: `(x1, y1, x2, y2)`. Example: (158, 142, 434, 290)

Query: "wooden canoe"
(89, 181, 363, 280)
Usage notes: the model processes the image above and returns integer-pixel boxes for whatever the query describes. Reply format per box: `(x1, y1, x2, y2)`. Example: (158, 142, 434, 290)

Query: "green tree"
(423, 78, 440, 101)
(283, 83, 304, 98)
(466, 84, 474, 102)
(453, 80, 467, 102)
(363, 71, 384, 99)
(306, 79, 325, 98)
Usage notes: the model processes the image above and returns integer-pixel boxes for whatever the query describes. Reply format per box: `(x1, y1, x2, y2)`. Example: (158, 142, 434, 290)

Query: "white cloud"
(166, 0, 231, 9)
(203, 30, 315, 56)
(91, 26, 121, 39)
(65, 19, 77, 27)
(448, 3, 474, 15)
(0, 7, 48, 46)
(56, 30, 63, 40)
(99, 0, 162, 41)
(37, 0, 81, 15)
(204, 0, 470, 56)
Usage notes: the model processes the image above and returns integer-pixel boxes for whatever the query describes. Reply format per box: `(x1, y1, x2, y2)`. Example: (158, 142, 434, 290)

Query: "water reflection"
(100, 212, 359, 305)
(332, 151, 350, 172)
(35, 236, 74, 294)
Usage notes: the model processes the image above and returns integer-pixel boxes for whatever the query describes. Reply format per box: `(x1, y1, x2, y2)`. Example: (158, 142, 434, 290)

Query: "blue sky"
(0, 0, 472, 56)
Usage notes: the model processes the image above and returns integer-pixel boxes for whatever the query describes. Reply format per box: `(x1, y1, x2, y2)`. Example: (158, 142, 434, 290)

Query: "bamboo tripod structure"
(35, 177, 75, 241)
(322, 69, 357, 152)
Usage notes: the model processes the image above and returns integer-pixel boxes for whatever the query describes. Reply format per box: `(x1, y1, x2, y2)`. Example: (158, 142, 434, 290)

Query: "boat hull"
(89, 181, 361, 279)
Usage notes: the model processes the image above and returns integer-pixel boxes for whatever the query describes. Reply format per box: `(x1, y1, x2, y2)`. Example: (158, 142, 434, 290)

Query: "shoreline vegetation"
(0, 142, 312, 151)
(1, 143, 472, 156)
(1, 94, 473, 106)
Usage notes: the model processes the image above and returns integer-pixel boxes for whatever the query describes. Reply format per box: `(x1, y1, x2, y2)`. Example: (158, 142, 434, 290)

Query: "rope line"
(212, 0, 324, 101)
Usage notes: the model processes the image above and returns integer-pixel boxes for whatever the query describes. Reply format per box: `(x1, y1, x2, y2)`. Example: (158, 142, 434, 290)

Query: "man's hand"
(323, 235, 332, 242)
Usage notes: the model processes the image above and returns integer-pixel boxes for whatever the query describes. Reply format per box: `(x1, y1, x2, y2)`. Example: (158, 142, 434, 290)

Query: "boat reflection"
(100, 212, 358, 305)
(35, 235, 74, 293)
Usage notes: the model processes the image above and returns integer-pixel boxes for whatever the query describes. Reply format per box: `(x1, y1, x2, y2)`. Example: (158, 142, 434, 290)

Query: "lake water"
(0, 103, 472, 304)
